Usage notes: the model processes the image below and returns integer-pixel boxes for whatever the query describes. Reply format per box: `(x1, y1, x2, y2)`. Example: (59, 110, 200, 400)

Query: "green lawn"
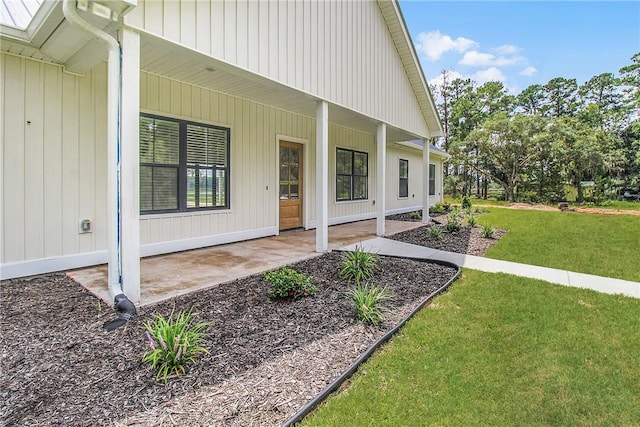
(303, 271, 640, 426)
(476, 208, 640, 282)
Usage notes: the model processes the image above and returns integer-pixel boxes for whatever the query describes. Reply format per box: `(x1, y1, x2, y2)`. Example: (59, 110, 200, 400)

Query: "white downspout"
(62, 0, 124, 303)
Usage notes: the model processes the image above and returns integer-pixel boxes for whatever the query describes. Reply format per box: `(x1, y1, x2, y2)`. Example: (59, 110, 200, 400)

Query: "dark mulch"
(388, 212, 506, 256)
(1, 252, 456, 426)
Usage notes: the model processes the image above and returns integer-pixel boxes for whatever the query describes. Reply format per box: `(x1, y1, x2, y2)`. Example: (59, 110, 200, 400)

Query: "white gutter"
(62, 0, 123, 302)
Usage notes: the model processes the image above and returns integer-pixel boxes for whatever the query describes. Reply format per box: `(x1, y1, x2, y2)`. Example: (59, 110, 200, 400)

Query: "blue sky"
(398, 1, 640, 95)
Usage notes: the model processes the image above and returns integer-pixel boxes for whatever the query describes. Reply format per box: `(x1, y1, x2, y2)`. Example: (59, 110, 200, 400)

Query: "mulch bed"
(1, 252, 458, 426)
(389, 223, 506, 256)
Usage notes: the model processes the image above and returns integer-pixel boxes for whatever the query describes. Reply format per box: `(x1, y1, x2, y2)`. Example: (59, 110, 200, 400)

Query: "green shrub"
(430, 202, 446, 215)
(445, 214, 462, 233)
(143, 307, 209, 383)
(265, 267, 317, 299)
(429, 225, 442, 240)
(482, 224, 495, 238)
(466, 215, 477, 227)
(340, 245, 379, 284)
(349, 283, 389, 325)
(409, 210, 422, 220)
(462, 196, 472, 210)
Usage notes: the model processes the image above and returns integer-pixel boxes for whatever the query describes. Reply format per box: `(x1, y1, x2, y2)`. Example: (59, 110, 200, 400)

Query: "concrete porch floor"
(68, 219, 424, 306)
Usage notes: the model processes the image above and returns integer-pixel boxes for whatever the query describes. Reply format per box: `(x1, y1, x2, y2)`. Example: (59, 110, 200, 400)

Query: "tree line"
(434, 52, 639, 203)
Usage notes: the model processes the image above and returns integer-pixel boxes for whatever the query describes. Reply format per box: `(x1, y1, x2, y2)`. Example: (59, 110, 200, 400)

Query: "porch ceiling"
(140, 33, 421, 143)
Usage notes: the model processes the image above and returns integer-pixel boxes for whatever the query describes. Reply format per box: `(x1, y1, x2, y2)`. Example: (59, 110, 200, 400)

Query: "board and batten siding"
(385, 144, 424, 212)
(125, 0, 429, 137)
(140, 71, 379, 244)
(2, 52, 381, 271)
(1, 52, 108, 265)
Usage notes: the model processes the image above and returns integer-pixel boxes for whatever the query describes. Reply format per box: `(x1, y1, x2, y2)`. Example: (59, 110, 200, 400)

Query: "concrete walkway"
(340, 237, 640, 299)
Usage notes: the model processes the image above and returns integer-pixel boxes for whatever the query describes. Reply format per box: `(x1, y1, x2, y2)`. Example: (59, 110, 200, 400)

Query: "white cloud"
(492, 44, 520, 55)
(415, 30, 477, 61)
(519, 66, 538, 76)
(459, 50, 526, 67)
(472, 67, 507, 84)
(428, 70, 464, 89)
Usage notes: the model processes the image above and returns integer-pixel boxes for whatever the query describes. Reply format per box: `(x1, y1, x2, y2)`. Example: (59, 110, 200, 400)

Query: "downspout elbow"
(62, 0, 119, 52)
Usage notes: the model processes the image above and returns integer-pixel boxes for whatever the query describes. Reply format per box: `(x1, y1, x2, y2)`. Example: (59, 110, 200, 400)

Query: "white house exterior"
(1, 0, 445, 305)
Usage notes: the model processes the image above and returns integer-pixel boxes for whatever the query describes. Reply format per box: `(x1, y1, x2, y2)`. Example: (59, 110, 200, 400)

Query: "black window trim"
(336, 147, 369, 202)
(140, 113, 231, 214)
(429, 163, 436, 196)
(399, 158, 409, 198)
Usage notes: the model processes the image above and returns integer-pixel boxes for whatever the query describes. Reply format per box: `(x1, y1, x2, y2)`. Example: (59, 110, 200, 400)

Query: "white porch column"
(376, 123, 386, 236)
(119, 27, 141, 304)
(315, 100, 329, 252)
(422, 139, 431, 223)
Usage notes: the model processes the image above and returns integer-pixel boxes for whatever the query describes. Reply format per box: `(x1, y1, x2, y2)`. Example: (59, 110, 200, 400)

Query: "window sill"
(334, 199, 370, 205)
(141, 209, 233, 219)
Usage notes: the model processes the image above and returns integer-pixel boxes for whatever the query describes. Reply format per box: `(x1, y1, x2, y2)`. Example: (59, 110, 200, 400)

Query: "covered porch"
(69, 219, 423, 306)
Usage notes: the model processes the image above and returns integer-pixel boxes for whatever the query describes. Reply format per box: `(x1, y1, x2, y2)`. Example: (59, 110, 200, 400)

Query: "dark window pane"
(187, 168, 196, 208)
(140, 166, 153, 211)
(290, 166, 299, 182)
(429, 164, 436, 196)
(290, 184, 299, 199)
(216, 169, 226, 207)
(353, 176, 368, 199)
(153, 167, 178, 210)
(280, 164, 289, 181)
(336, 175, 351, 200)
(280, 183, 289, 199)
(336, 149, 352, 175)
(139, 117, 179, 164)
(399, 159, 408, 179)
(400, 179, 408, 198)
(353, 152, 368, 176)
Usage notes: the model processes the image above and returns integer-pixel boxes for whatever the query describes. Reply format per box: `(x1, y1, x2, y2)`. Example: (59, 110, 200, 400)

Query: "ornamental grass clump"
(143, 307, 209, 383)
(445, 214, 462, 233)
(429, 224, 442, 240)
(466, 215, 477, 227)
(340, 245, 379, 284)
(349, 283, 389, 325)
(265, 266, 317, 299)
(482, 224, 495, 238)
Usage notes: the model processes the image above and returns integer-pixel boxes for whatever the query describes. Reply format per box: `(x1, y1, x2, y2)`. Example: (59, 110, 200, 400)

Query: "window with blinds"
(399, 159, 409, 198)
(139, 114, 230, 214)
(336, 148, 368, 201)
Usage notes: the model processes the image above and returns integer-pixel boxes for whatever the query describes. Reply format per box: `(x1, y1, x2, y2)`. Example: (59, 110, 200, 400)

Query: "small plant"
(466, 215, 477, 227)
(349, 283, 389, 325)
(143, 307, 209, 383)
(428, 224, 442, 240)
(265, 267, 317, 298)
(462, 196, 472, 209)
(429, 202, 446, 215)
(340, 245, 379, 284)
(482, 224, 495, 238)
(409, 210, 422, 220)
(445, 214, 462, 233)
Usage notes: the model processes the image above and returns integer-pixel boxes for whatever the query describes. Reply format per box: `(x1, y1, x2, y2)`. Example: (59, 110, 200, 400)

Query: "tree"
(463, 113, 551, 202)
(619, 52, 640, 113)
(551, 117, 614, 203)
(541, 77, 580, 118)
(517, 84, 545, 115)
(578, 73, 627, 131)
